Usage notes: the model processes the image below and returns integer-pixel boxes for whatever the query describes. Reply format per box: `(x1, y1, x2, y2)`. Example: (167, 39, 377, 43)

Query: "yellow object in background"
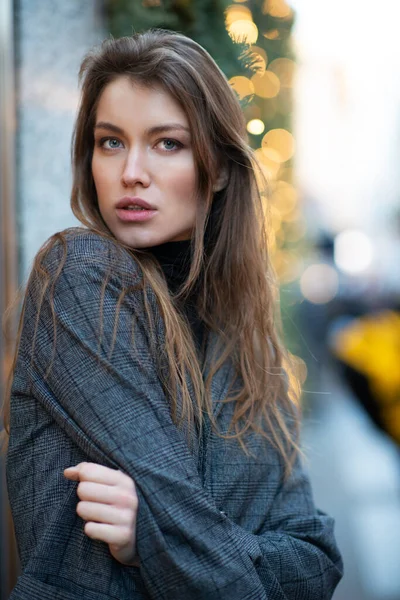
(332, 310, 400, 443)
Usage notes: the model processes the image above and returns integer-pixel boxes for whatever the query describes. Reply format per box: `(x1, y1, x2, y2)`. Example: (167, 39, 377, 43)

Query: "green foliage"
(105, 0, 294, 126)
(105, 0, 244, 78)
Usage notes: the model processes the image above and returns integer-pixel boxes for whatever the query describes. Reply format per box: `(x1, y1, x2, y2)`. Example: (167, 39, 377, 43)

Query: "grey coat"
(6, 229, 343, 599)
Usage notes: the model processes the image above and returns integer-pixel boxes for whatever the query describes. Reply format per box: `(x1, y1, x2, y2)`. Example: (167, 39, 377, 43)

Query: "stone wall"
(15, 0, 105, 279)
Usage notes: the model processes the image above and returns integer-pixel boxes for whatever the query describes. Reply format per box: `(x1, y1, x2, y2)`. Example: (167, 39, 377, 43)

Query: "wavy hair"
(1, 30, 301, 473)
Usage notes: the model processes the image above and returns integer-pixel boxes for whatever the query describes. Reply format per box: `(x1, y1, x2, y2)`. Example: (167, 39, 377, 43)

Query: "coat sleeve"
(226, 452, 343, 598)
(20, 231, 342, 599)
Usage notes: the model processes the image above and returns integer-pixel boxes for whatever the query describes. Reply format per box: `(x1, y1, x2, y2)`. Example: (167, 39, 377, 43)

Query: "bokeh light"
(290, 353, 308, 385)
(270, 180, 298, 215)
(251, 71, 280, 98)
(263, 29, 280, 40)
(269, 205, 282, 232)
(229, 75, 254, 100)
(262, 128, 295, 162)
(273, 249, 303, 283)
(283, 218, 307, 242)
(225, 4, 253, 27)
(282, 206, 301, 223)
(263, 0, 293, 19)
(334, 230, 374, 274)
(300, 264, 339, 304)
(268, 58, 296, 88)
(279, 166, 294, 183)
(247, 118, 265, 135)
(254, 147, 281, 180)
(228, 20, 259, 44)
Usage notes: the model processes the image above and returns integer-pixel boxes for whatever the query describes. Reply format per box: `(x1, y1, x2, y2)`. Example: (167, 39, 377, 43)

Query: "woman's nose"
(121, 151, 151, 188)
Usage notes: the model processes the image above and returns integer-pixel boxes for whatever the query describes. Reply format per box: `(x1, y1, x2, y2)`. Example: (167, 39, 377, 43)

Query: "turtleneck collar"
(146, 239, 192, 295)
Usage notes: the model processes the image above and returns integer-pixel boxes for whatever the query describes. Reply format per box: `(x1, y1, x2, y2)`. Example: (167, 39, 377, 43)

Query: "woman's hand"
(63, 462, 139, 567)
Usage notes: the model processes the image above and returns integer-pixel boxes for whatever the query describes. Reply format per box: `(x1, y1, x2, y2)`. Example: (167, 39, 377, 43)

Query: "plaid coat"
(6, 229, 343, 599)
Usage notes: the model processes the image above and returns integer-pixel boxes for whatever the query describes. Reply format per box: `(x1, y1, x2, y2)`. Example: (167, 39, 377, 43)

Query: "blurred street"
(304, 366, 400, 600)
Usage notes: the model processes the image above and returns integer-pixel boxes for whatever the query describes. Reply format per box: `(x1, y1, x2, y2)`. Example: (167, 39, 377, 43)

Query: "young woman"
(3, 30, 343, 599)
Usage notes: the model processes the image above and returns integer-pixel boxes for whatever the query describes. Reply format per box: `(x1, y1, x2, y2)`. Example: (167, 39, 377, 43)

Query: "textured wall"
(15, 1, 105, 279)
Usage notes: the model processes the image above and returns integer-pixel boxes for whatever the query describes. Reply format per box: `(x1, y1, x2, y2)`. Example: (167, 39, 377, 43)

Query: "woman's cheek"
(168, 157, 196, 192)
(94, 163, 116, 198)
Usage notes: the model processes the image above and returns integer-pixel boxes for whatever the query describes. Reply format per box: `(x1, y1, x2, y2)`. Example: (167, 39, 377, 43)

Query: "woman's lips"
(116, 208, 157, 222)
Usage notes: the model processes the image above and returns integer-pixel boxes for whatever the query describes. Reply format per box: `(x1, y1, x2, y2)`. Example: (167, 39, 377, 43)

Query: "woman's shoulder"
(37, 227, 142, 282)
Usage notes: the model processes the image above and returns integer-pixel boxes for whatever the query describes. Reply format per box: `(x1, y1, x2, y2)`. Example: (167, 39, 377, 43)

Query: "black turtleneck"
(147, 239, 192, 294)
(146, 239, 205, 353)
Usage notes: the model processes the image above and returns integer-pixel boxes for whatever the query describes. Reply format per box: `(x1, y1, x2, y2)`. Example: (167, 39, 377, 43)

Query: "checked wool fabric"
(6, 229, 343, 599)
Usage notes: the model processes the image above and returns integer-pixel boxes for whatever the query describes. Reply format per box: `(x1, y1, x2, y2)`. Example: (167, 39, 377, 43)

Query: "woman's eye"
(101, 138, 123, 150)
(159, 138, 182, 151)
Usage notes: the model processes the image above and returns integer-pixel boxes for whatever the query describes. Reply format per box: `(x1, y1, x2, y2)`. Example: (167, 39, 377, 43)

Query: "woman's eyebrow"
(147, 124, 190, 135)
(94, 121, 190, 135)
(94, 121, 124, 135)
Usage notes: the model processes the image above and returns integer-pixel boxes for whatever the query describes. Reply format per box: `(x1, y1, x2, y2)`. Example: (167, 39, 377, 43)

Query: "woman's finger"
(77, 500, 133, 526)
(75, 481, 135, 507)
(64, 462, 121, 485)
(63, 465, 80, 481)
(83, 521, 133, 546)
(64, 462, 134, 490)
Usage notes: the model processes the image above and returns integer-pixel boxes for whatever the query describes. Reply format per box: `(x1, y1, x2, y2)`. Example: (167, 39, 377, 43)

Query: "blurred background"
(1, 1, 400, 598)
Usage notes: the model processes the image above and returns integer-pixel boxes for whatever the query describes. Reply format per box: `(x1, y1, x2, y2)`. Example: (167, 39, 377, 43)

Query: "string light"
(228, 20, 259, 44)
(262, 128, 295, 162)
(263, 29, 280, 40)
(263, 0, 293, 19)
(254, 148, 281, 179)
(247, 118, 265, 135)
(268, 58, 296, 88)
(229, 75, 254, 99)
(225, 4, 253, 27)
(270, 180, 297, 215)
(251, 71, 280, 98)
(226, 1, 301, 285)
(273, 249, 303, 283)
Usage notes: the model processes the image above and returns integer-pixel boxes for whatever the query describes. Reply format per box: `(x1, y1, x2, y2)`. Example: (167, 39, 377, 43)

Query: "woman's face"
(92, 76, 197, 248)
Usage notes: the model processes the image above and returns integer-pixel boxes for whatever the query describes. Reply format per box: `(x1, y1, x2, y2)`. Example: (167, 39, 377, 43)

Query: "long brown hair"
(1, 30, 300, 472)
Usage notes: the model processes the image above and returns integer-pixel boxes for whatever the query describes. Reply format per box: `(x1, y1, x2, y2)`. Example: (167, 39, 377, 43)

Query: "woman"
(2, 30, 343, 599)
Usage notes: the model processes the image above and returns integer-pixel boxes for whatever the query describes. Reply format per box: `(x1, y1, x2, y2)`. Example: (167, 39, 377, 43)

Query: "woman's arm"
(19, 230, 341, 599)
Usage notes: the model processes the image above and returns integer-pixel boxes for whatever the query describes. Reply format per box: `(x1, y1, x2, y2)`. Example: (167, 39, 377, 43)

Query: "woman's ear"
(212, 166, 229, 192)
